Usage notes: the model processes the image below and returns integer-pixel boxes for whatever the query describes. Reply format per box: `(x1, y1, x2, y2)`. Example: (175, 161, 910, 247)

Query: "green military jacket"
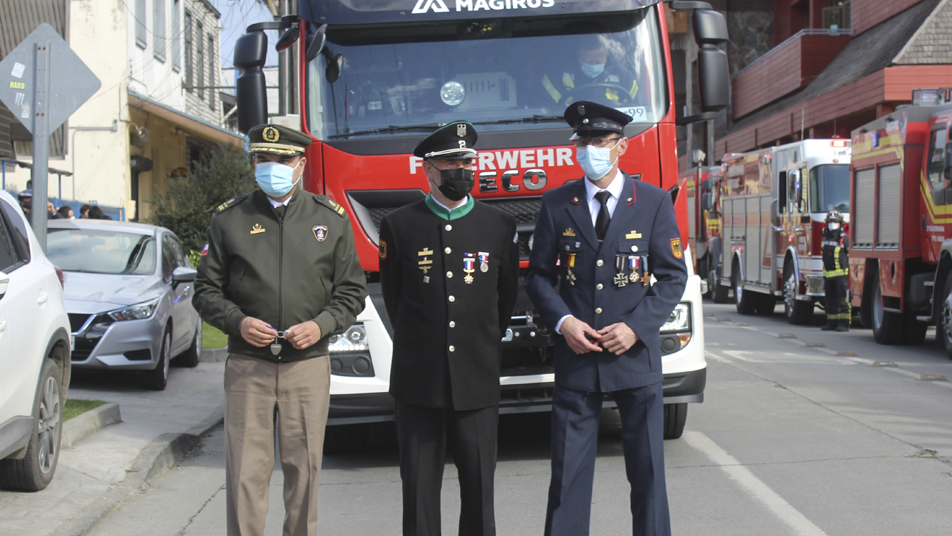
(193, 189, 368, 362)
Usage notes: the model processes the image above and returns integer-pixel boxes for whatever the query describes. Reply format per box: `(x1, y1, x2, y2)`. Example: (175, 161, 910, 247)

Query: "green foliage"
(64, 399, 107, 421)
(202, 322, 228, 349)
(147, 145, 256, 253)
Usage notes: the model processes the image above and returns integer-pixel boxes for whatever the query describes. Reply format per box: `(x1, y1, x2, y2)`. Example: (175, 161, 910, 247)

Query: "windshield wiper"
(473, 115, 564, 126)
(326, 123, 444, 139)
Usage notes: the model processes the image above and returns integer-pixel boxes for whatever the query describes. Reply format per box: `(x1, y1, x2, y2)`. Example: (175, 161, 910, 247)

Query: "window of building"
(171, 0, 181, 71)
(184, 10, 193, 91)
(208, 35, 216, 111)
(154, 0, 166, 62)
(135, 0, 147, 49)
(823, 0, 851, 30)
(197, 22, 205, 101)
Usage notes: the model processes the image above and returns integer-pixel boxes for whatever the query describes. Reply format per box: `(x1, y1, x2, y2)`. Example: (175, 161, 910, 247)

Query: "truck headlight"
(659, 303, 692, 355)
(328, 324, 368, 352)
(108, 298, 159, 321)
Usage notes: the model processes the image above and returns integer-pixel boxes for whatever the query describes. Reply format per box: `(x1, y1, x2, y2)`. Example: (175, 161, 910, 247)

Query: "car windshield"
(307, 10, 666, 140)
(46, 229, 156, 275)
(810, 164, 850, 213)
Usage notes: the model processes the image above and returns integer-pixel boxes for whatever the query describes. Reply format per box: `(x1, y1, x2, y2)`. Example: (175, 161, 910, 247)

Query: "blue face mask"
(580, 62, 605, 79)
(575, 144, 618, 181)
(255, 161, 301, 197)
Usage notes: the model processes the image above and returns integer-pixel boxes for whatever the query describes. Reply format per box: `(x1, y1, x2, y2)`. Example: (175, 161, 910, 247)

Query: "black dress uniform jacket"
(379, 198, 519, 411)
(525, 174, 687, 392)
(193, 190, 368, 362)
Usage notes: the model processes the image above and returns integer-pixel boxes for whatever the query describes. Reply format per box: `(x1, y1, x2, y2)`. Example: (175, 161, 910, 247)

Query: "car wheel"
(662, 403, 687, 440)
(141, 328, 171, 390)
(783, 263, 813, 325)
(711, 269, 729, 303)
(871, 270, 901, 345)
(175, 319, 202, 368)
(0, 359, 63, 491)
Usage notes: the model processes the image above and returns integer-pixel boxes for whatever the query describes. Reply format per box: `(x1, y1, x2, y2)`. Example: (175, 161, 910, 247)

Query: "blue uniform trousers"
(544, 382, 671, 536)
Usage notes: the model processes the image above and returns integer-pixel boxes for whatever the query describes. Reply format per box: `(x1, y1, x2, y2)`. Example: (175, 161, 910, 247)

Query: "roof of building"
(894, 0, 952, 64)
(727, 0, 943, 134)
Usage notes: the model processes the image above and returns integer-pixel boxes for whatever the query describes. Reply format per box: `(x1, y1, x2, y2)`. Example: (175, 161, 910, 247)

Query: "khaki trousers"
(224, 353, 331, 536)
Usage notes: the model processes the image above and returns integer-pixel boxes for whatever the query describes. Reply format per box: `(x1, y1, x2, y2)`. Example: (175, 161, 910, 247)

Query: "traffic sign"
(0, 23, 101, 251)
(0, 23, 101, 133)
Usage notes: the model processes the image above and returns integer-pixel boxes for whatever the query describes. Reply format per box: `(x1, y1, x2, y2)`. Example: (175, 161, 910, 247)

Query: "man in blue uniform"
(378, 121, 520, 536)
(525, 101, 687, 536)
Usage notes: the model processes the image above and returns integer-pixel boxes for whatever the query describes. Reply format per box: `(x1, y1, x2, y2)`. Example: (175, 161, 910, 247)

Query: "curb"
(61, 402, 122, 449)
(49, 406, 225, 536)
(200, 346, 228, 362)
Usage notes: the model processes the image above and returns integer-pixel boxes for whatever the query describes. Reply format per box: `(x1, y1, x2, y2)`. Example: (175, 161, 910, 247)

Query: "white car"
(0, 191, 72, 491)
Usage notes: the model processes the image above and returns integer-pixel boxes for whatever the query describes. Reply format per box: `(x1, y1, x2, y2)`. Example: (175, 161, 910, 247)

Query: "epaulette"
(316, 195, 347, 218)
(214, 194, 249, 214)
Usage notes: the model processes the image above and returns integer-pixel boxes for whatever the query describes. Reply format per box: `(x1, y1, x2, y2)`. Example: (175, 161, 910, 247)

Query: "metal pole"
(31, 41, 51, 252)
(277, 0, 289, 116)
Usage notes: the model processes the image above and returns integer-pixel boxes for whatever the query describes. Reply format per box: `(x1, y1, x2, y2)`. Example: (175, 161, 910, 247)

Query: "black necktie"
(274, 205, 287, 220)
(594, 190, 611, 241)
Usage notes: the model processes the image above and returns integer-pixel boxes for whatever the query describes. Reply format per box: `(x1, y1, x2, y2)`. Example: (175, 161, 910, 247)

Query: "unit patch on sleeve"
(313, 225, 328, 242)
(670, 238, 683, 259)
(379, 239, 388, 259)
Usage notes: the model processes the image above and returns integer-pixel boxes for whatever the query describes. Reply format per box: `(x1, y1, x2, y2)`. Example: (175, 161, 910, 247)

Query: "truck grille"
(482, 197, 542, 224)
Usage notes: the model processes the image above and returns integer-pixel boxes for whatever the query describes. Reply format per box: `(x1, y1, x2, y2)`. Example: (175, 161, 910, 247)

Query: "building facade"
(0, 0, 242, 221)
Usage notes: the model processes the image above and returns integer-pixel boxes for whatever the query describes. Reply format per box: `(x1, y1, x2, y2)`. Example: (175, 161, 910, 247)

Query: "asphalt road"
(85, 302, 952, 536)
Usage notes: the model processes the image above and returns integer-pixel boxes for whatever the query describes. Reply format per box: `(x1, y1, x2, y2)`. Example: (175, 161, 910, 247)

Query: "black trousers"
(394, 400, 499, 536)
(824, 275, 850, 321)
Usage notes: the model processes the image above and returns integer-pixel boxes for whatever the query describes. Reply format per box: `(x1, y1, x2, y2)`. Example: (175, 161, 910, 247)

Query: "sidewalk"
(0, 351, 227, 536)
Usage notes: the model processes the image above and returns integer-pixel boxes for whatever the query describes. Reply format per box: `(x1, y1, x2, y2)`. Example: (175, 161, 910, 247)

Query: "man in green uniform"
(378, 121, 519, 536)
(193, 124, 367, 536)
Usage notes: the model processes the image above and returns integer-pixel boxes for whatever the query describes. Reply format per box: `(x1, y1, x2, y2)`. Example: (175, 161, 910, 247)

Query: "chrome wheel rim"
(162, 333, 170, 381)
(784, 272, 797, 315)
(942, 293, 952, 343)
(37, 375, 61, 474)
(872, 285, 884, 329)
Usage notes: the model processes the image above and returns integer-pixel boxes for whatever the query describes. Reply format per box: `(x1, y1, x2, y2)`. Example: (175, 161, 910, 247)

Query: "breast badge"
(250, 223, 265, 235)
(563, 228, 577, 237)
(312, 225, 328, 242)
(379, 239, 388, 260)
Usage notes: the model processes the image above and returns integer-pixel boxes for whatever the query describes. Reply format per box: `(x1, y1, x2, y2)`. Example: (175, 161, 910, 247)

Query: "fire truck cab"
(683, 165, 728, 302)
(719, 140, 851, 323)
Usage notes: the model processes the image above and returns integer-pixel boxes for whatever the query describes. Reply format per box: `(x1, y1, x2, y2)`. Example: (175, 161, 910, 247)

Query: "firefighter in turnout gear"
(822, 210, 850, 331)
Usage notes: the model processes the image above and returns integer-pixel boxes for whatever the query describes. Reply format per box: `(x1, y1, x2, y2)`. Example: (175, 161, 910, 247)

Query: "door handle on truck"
(38, 292, 49, 304)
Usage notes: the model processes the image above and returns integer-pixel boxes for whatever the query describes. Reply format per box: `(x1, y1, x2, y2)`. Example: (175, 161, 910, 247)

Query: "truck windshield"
(306, 10, 666, 140)
(809, 164, 850, 214)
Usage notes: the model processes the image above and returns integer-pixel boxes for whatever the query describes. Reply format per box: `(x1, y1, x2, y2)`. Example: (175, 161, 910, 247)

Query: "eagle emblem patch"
(379, 239, 388, 259)
(313, 225, 328, 242)
(670, 238, 683, 259)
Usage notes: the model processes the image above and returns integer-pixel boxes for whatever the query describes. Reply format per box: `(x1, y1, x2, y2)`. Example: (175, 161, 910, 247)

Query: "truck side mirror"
(701, 192, 713, 212)
(700, 177, 713, 193)
(305, 24, 328, 62)
(235, 31, 269, 133)
(694, 10, 730, 113)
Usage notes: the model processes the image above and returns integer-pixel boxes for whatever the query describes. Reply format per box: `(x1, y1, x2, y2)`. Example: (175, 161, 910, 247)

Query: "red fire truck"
(718, 140, 852, 323)
(848, 89, 952, 349)
(234, 0, 729, 447)
(682, 164, 729, 302)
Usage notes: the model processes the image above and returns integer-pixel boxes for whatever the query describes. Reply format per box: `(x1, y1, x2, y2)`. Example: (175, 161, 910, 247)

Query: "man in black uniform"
(541, 34, 641, 107)
(193, 124, 367, 536)
(525, 102, 686, 536)
(821, 210, 850, 332)
(378, 121, 520, 536)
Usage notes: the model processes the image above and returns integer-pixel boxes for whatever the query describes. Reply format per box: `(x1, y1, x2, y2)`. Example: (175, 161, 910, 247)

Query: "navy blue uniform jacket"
(525, 174, 687, 392)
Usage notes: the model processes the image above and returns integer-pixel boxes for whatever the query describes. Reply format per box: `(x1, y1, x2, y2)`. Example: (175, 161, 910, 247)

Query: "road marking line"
(682, 431, 828, 536)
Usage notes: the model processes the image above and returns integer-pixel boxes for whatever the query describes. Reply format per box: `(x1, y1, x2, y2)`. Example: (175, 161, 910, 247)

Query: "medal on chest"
(614, 255, 628, 287)
(478, 252, 489, 273)
(566, 252, 577, 285)
(463, 253, 476, 284)
(418, 247, 433, 283)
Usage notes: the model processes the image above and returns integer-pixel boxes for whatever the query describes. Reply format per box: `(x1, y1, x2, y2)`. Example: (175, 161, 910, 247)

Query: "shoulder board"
(214, 194, 249, 214)
(316, 195, 347, 218)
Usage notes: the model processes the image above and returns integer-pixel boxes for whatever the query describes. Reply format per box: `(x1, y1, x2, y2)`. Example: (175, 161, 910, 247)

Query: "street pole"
(31, 40, 51, 252)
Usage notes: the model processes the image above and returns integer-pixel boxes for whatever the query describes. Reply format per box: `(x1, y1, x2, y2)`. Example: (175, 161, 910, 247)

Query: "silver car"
(46, 220, 202, 390)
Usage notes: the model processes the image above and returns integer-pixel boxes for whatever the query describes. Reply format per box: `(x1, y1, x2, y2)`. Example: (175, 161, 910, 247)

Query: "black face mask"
(437, 167, 474, 201)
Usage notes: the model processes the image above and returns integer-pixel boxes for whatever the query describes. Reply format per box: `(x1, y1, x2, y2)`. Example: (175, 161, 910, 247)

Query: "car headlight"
(108, 298, 159, 321)
(328, 324, 368, 353)
(660, 303, 691, 333)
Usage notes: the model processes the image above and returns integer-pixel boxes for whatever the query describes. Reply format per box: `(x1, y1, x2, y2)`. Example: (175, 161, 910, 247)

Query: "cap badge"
(578, 104, 586, 115)
(457, 123, 467, 137)
(263, 126, 280, 142)
(459, 140, 466, 148)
